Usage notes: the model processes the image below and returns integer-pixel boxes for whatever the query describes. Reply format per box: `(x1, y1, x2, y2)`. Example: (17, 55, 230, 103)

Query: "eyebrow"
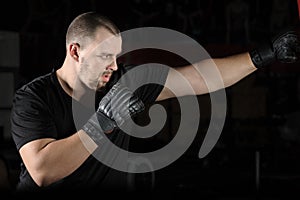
(99, 52, 114, 56)
(98, 51, 122, 57)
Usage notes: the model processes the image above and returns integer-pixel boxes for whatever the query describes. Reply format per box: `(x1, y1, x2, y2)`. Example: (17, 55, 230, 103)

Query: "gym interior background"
(0, 0, 300, 198)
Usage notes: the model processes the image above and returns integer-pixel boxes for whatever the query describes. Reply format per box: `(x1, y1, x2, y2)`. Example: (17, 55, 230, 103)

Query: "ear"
(69, 43, 80, 61)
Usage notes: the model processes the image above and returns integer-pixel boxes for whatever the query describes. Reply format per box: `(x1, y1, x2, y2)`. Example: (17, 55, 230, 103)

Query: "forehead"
(92, 27, 122, 53)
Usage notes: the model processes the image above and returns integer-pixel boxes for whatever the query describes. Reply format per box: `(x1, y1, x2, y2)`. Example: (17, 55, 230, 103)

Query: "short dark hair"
(66, 12, 120, 49)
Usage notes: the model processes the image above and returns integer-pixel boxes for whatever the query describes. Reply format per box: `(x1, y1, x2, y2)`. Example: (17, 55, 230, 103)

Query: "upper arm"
(19, 138, 55, 168)
(156, 64, 208, 101)
(11, 88, 57, 150)
(19, 138, 55, 185)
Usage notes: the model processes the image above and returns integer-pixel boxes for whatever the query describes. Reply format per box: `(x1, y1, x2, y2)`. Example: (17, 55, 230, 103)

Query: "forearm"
(159, 52, 257, 100)
(191, 52, 256, 94)
(211, 52, 257, 88)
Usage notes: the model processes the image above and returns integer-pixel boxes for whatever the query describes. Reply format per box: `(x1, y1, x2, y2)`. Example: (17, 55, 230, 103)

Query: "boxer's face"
(78, 27, 122, 91)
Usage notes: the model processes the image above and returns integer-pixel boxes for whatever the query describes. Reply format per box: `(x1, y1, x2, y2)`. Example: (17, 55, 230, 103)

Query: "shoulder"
(14, 71, 56, 101)
(19, 72, 53, 90)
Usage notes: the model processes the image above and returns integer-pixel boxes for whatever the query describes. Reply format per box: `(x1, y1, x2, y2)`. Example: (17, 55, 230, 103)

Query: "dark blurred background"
(0, 0, 300, 198)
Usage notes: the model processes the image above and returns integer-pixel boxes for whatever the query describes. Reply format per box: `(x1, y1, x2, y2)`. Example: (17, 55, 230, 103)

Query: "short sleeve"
(116, 63, 169, 104)
(11, 88, 57, 150)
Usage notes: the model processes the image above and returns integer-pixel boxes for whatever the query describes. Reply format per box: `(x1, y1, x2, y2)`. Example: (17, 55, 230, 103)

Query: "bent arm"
(156, 52, 256, 101)
(19, 130, 97, 187)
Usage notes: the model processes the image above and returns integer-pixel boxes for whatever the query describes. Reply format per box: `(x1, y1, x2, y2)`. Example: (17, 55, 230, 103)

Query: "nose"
(107, 59, 118, 71)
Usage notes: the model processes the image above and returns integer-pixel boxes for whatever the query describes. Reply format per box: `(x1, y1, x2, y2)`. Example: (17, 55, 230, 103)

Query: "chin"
(96, 83, 106, 91)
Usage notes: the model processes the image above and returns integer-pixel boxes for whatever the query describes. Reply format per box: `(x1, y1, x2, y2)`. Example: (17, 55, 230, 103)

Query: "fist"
(250, 29, 300, 68)
(97, 82, 145, 128)
(272, 30, 300, 63)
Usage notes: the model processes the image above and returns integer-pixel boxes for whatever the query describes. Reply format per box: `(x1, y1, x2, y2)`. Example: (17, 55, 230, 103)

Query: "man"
(10, 11, 299, 196)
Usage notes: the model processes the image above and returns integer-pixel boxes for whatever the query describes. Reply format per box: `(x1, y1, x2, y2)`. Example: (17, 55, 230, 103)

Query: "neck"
(56, 66, 95, 108)
(56, 68, 74, 97)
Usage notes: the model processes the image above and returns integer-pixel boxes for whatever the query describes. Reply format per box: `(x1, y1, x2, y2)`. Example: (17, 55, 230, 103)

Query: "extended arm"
(157, 29, 299, 101)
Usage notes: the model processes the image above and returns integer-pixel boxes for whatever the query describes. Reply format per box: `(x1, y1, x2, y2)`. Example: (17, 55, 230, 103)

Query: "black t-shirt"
(11, 63, 169, 194)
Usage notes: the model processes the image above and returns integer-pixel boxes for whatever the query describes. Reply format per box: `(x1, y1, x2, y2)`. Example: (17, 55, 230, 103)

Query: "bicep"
(19, 138, 55, 158)
(156, 65, 208, 101)
(19, 138, 55, 174)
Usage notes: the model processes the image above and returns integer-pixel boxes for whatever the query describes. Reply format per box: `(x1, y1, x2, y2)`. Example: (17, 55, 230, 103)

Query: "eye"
(98, 54, 113, 60)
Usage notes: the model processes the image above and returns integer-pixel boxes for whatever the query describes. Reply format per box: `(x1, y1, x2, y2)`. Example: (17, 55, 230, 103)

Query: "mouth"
(96, 70, 113, 90)
(102, 74, 111, 83)
(101, 70, 113, 83)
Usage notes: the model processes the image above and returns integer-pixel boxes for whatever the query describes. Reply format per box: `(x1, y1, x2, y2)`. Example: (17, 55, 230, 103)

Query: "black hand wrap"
(250, 30, 300, 68)
(82, 82, 145, 144)
(81, 112, 110, 144)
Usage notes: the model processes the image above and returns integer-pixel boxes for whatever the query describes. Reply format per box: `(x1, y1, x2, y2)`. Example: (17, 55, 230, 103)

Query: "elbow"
(19, 139, 60, 187)
(28, 159, 58, 187)
(30, 168, 56, 187)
